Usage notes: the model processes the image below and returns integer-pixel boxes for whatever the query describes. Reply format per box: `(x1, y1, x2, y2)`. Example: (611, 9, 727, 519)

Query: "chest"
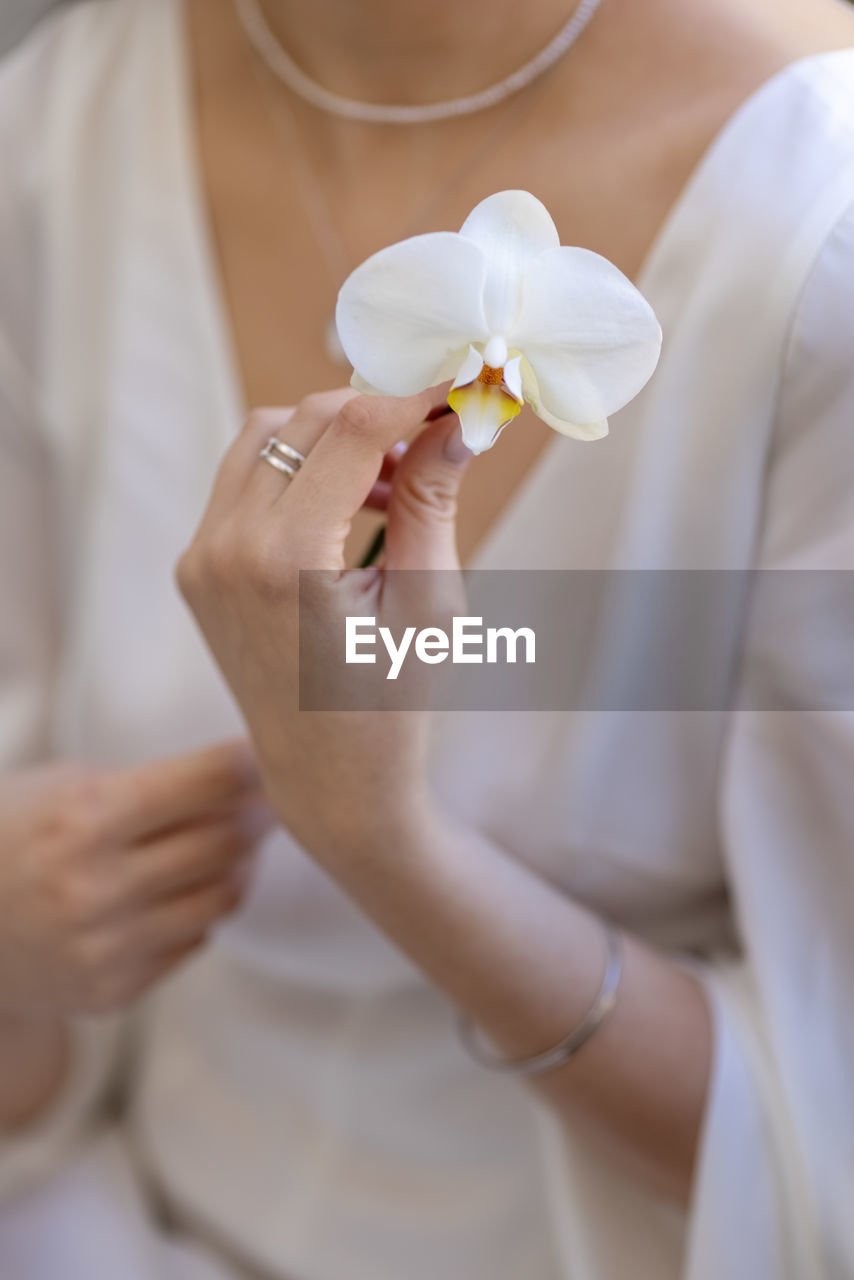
(191, 64, 760, 564)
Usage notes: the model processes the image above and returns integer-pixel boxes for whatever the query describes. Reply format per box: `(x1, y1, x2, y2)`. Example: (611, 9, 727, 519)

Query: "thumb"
(383, 413, 473, 570)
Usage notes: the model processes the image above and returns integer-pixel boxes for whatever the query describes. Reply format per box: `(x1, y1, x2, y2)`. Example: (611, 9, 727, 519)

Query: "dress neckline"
(167, 3, 852, 565)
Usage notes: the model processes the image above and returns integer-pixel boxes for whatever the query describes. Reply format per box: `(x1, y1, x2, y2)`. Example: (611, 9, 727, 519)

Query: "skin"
(5, 0, 854, 1192)
(0, 743, 273, 1127)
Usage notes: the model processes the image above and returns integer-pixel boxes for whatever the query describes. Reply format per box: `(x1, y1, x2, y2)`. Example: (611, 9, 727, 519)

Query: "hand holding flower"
(177, 391, 472, 860)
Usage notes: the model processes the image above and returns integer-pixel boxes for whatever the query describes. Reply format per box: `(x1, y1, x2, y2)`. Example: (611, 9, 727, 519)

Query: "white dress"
(1, 3, 853, 1278)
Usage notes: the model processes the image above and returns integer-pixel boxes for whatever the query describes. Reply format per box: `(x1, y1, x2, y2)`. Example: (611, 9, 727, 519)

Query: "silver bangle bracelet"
(456, 924, 624, 1077)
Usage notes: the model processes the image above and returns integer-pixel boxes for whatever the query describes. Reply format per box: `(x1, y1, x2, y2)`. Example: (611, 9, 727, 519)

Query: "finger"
(282, 387, 449, 567)
(379, 441, 409, 480)
(107, 740, 262, 844)
(200, 408, 296, 528)
(383, 415, 473, 570)
(133, 869, 248, 953)
(241, 390, 360, 516)
(205, 391, 358, 530)
(363, 442, 410, 510)
(123, 803, 274, 905)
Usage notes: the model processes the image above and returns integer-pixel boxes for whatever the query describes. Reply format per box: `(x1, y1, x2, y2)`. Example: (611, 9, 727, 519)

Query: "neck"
(253, 0, 588, 106)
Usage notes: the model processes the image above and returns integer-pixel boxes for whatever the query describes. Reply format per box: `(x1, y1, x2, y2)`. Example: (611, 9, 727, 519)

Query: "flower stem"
(359, 524, 386, 568)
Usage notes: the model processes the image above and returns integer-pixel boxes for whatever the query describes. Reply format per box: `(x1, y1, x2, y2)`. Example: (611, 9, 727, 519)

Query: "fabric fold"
(0, 1017, 124, 1204)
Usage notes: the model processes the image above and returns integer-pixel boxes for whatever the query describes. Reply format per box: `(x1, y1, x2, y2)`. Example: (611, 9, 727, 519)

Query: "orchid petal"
(521, 359, 608, 440)
(451, 344, 486, 390)
(335, 232, 489, 396)
(512, 247, 662, 425)
(447, 380, 522, 455)
(459, 190, 559, 336)
(503, 355, 523, 403)
(350, 371, 383, 395)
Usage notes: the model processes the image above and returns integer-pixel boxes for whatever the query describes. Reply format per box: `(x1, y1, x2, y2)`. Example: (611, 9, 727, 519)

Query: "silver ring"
(259, 437, 306, 478)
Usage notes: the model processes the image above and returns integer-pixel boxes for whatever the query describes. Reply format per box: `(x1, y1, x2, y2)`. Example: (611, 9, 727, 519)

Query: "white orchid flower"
(335, 189, 662, 455)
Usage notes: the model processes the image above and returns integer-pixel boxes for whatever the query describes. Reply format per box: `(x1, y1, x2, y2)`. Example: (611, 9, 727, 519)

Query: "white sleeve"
(0, 21, 124, 1200)
(0, 16, 57, 764)
(685, 199, 854, 1279)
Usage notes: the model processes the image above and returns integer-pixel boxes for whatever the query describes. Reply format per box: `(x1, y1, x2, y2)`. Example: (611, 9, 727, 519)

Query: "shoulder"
(779, 192, 854, 436)
(704, 49, 854, 232)
(758, 193, 854, 567)
(789, 47, 854, 129)
(780, 49, 854, 191)
(0, 0, 177, 354)
(0, 0, 173, 78)
(775, 49, 854, 399)
(742, 49, 854, 206)
(0, 0, 150, 119)
(689, 49, 854, 382)
(0, 0, 176, 197)
(776, 52, 854, 402)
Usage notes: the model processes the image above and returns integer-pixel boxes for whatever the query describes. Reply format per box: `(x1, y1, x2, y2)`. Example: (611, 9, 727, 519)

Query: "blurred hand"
(0, 740, 273, 1015)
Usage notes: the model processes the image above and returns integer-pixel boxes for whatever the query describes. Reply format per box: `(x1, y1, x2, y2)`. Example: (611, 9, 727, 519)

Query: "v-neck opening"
(168, 4, 850, 560)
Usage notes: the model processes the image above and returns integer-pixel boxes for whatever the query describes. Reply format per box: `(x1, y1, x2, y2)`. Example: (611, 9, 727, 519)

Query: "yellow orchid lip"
(447, 359, 524, 455)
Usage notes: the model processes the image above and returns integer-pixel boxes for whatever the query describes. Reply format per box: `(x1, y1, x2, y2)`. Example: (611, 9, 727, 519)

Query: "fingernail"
(443, 422, 472, 465)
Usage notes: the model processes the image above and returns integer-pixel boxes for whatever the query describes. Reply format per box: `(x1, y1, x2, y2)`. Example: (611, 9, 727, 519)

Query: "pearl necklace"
(233, 0, 602, 126)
